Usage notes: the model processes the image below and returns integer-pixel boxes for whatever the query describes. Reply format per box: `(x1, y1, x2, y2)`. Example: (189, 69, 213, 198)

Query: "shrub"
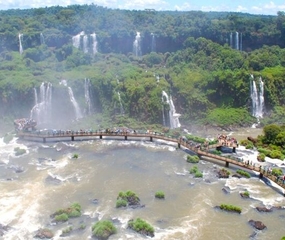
(128, 218, 154, 237)
(185, 134, 205, 143)
(257, 153, 265, 162)
(269, 150, 283, 160)
(52, 202, 82, 221)
(62, 226, 73, 234)
(189, 166, 198, 174)
(194, 171, 203, 178)
(116, 190, 140, 207)
(220, 204, 242, 214)
(241, 191, 250, 197)
(186, 155, 200, 163)
(91, 220, 117, 239)
(236, 169, 251, 178)
(14, 147, 26, 156)
(55, 213, 69, 222)
(116, 199, 127, 208)
(211, 150, 222, 155)
(245, 143, 254, 149)
(271, 168, 283, 177)
(155, 191, 165, 199)
(72, 153, 79, 159)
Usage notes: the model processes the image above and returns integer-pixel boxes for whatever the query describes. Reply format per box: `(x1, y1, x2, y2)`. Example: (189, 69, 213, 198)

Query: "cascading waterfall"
(83, 35, 88, 53)
(240, 33, 242, 51)
(90, 33, 98, 55)
(236, 32, 239, 50)
(162, 91, 181, 129)
(19, 33, 23, 55)
(162, 95, 166, 126)
(67, 87, 83, 120)
(133, 32, 142, 57)
(72, 31, 85, 49)
(40, 33, 45, 45)
(117, 92, 125, 115)
(151, 33, 156, 52)
(250, 75, 264, 119)
(229, 32, 233, 49)
(30, 82, 52, 125)
(84, 78, 91, 115)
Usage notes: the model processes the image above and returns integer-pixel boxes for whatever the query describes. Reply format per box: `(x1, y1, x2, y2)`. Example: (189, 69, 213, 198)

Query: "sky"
(0, 0, 285, 15)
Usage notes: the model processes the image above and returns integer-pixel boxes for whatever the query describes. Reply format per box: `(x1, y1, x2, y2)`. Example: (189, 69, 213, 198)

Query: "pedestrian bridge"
(17, 130, 285, 193)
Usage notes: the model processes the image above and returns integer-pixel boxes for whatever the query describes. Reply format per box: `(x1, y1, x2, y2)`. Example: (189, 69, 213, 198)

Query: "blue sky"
(0, 0, 284, 15)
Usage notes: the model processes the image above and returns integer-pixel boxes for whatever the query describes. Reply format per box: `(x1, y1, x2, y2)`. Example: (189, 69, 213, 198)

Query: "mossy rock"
(219, 204, 242, 214)
(128, 218, 154, 238)
(91, 220, 117, 239)
(155, 191, 165, 199)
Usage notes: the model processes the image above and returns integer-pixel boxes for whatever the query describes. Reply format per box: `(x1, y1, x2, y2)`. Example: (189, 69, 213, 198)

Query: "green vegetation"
(62, 226, 73, 234)
(220, 204, 242, 214)
(52, 202, 81, 222)
(236, 169, 251, 178)
(3, 133, 13, 144)
(241, 191, 250, 198)
(91, 220, 117, 239)
(189, 166, 203, 178)
(155, 191, 165, 199)
(271, 168, 283, 177)
(211, 150, 222, 155)
(116, 190, 140, 207)
(186, 155, 200, 163)
(72, 153, 79, 159)
(128, 218, 155, 237)
(14, 147, 26, 156)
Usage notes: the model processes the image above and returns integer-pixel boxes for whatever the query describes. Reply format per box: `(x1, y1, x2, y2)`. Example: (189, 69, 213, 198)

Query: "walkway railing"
(17, 130, 285, 192)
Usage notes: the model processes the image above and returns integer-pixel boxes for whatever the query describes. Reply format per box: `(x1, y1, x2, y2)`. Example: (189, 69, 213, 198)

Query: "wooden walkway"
(17, 131, 285, 193)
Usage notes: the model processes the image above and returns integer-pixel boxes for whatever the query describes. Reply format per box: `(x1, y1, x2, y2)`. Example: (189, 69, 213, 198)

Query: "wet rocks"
(34, 228, 54, 239)
(256, 206, 273, 212)
(248, 220, 266, 230)
(217, 168, 230, 178)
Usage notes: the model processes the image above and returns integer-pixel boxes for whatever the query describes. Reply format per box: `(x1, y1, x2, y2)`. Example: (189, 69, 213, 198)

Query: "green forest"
(1, 4, 285, 131)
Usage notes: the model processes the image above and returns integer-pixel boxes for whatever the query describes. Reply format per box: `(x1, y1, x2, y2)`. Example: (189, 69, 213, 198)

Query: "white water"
(84, 78, 91, 115)
(83, 35, 88, 53)
(250, 75, 264, 119)
(67, 87, 83, 120)
(133, 32, 142, 57)
(162, 91, 181, 129)
(117, 92, 125, 115)
(235, 31, 239, 50)
(19, 33, 23, 55)
(90, 33, 98, 55)
(72, 31, 85, 49)
(40, 33, 45, 45)
(30, 82, 52, 125)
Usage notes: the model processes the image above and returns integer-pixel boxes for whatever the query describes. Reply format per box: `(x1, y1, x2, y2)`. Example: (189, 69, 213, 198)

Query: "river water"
(0, 133, 285, 240)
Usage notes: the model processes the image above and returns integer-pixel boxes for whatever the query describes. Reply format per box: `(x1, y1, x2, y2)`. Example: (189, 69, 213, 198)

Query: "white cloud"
(236, 5, 247, 12)
(118, 0, 168, 10)
(174, 2, 192, 11)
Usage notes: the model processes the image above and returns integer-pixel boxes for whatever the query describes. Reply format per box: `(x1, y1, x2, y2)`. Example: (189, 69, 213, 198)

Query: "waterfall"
(83, 35, 88, 53)
(40, 33, 45, 45)
(84, 78, 91, 115)
(19, 33, 23, 55)
(162, 95, 166, 126)
(133, 32, 142, 57)
(30, 82, 52, 125)
(230, 32, 233, 49)
(72, 31, 85, 49)
(235, 32, 239, 50)
(162, 91, 181, 129)
(151, 33, 156, 52)
(67, 87, 83, 120)
(90, 33, 98, 55)
(117, 92, 125, 115)
(240, 33, 242, 51)
(250, 75, 264, 119)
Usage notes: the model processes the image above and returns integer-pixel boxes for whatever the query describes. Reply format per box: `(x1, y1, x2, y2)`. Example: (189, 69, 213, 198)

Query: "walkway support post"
(259, 173, 263, 179)
(71, 136, 74, 141)
(150, 136, 153, 142)
(225, 161, 229, 168)
(178, 143, 180, 148)
(100, 135, 102, 139)
(125, 135, 127, 140)
(232, 147, 236, 153)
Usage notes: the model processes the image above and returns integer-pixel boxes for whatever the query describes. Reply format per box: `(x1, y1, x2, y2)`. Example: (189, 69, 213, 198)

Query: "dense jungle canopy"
(1, 4, 285, 130)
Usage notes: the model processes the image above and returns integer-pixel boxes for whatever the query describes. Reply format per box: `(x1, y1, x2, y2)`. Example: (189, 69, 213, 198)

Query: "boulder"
(217, 169, 230, 178)
(248, 220, 266, 230)
(256, 206, 272, 212)
(247, 136, 257, 144)
(34, 228, 54, 239)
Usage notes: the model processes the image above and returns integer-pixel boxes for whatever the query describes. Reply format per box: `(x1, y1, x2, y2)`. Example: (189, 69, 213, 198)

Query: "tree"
(263, 124, 281, 144)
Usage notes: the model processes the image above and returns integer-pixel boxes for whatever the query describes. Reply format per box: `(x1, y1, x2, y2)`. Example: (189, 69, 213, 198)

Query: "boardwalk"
(17, 130, 285, 193)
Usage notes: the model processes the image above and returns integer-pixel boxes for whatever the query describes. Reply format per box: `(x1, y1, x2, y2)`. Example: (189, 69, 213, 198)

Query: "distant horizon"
(0, 0, 284, 16)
